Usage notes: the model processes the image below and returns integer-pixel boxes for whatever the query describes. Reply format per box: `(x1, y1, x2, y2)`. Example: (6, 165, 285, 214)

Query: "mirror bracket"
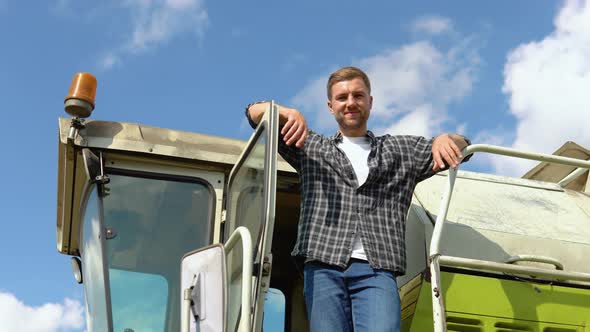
(82, 148, 110, 197)
(67, 117, 85, 145)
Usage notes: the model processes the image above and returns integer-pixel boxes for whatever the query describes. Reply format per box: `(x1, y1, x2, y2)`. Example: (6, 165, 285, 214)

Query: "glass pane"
(102, 174, 213, 332)
(80, 187, 110, 332)
(226, 126, 268, 331)
(263, 288, 285, 332)
(109, 269, 167, 332)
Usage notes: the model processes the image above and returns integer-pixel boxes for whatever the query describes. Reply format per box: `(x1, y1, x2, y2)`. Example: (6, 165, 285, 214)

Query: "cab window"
(102, 172, 214, 332)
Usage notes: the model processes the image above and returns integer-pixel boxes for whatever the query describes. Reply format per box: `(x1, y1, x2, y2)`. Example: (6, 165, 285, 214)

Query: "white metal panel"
(415, 171, 590, 273)
(181, 244, 226, 332)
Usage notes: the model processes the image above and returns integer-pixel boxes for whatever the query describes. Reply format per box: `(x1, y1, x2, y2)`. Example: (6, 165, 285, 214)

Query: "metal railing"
(428, 144, 590, 332)
(224, 226, 254, 332)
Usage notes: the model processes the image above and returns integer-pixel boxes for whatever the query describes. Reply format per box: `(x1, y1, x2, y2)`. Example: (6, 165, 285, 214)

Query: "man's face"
(328, 77, 373, 136)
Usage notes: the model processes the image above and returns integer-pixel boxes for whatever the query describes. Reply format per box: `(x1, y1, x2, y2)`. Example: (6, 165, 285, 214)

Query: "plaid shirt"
(245, 109, 467, 274)
(277, 130, 438, 274)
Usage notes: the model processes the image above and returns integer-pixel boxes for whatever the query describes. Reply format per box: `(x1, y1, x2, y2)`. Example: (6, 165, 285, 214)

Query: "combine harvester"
(56, 73, 590, 331)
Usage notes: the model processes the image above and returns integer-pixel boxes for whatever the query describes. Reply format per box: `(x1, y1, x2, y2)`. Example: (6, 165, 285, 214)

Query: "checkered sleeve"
(276, 126, 303, 171)
(414, 135, 473, 182)
(413, 136, 436, 182)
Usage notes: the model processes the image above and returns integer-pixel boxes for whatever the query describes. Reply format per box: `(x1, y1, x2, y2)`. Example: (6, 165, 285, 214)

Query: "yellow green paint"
(403, 271, 590, 331)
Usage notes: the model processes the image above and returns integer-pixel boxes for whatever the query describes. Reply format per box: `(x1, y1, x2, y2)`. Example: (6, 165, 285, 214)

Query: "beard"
(334, 112, 369, 132)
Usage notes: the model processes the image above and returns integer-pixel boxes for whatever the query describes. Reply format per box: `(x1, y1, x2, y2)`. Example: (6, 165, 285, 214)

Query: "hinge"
(259, 254, 273, 289)
(221, 210, 227, 224)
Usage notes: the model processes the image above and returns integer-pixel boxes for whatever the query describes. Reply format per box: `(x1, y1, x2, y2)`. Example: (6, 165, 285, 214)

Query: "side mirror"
(181, 244, 226, 332)
(71, 257, 83, 284)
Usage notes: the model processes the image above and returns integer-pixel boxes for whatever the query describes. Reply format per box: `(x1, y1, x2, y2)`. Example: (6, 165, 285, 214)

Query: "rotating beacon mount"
(64, 72, 97, 143)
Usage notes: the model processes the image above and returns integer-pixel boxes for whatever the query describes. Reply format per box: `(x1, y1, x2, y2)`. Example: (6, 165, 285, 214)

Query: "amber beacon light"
(64, 72, 97, 118)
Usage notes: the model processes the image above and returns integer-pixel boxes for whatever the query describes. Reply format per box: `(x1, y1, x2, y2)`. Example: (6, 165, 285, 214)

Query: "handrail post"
(224, 226, 253, 332)
(428, 167, 458, 332)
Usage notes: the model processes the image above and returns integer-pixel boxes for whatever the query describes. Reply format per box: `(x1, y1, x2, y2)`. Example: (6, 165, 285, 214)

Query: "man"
(245, 66, 469, 332)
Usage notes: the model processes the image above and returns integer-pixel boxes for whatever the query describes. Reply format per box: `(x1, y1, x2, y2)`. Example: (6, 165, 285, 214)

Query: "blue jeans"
(303, 259, 401, 332)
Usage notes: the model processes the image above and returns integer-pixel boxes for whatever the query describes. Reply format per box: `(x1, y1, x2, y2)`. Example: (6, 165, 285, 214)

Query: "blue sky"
(1, 0, 590, 331)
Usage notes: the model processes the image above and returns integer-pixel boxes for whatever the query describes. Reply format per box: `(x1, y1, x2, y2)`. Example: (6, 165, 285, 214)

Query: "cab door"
(224, 102, 279, 332)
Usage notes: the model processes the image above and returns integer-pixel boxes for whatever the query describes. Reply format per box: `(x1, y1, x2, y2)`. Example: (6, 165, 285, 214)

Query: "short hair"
(326, 66, 371, 99)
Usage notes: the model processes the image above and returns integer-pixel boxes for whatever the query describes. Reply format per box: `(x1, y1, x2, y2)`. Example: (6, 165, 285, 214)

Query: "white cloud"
(469, 128, 517, 174)
(166, 0, 198, 10)
(291, 76, 332, 128)
(381, 104, 440, 138)
(411, 15, 453, 35)
(292, 37, 480, 137)
(455, 122, 467, 136)
(474, 128, 512, 147)
(88, 0, 208, 69)
(100, 53, 121, 70)
(0, 291, 84, 332)
(499, 0, 590, 176)
(125, 0, 208, 53)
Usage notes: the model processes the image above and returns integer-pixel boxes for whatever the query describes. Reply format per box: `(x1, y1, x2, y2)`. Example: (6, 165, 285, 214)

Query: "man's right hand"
(247, 102, 309, 148)
(280, 107, 308, 148)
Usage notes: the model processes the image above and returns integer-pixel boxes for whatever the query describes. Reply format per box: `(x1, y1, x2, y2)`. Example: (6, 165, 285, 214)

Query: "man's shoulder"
(305, 130, 332, 145)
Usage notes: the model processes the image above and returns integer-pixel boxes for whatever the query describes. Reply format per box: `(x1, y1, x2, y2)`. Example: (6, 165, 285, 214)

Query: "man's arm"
(431, 133, 470, 171)
(246, 101, 309, 148)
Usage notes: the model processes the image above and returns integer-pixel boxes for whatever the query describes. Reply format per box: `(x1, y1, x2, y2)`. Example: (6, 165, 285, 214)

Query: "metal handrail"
(558, 167, 589, 187)
(439, 256, 590, 282)
(225, 226, 254, 332)
(505, 255, 564, 270)
(428, 144, 590, 332)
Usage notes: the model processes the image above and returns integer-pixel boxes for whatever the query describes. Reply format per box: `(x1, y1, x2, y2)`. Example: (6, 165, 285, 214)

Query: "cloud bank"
(497, 0, 590, 175)
(0, 291, 84, 332)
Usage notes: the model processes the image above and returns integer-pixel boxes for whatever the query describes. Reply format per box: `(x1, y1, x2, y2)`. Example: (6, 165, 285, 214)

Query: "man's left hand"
(432, 134, 465, 171)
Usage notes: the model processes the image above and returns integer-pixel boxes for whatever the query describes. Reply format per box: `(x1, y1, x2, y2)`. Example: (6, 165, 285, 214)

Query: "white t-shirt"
(338, 135, 371, 261)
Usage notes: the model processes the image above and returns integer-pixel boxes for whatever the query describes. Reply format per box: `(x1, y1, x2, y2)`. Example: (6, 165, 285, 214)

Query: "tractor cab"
(57, 73, 294, 331)
(57, 73, 590, 332)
